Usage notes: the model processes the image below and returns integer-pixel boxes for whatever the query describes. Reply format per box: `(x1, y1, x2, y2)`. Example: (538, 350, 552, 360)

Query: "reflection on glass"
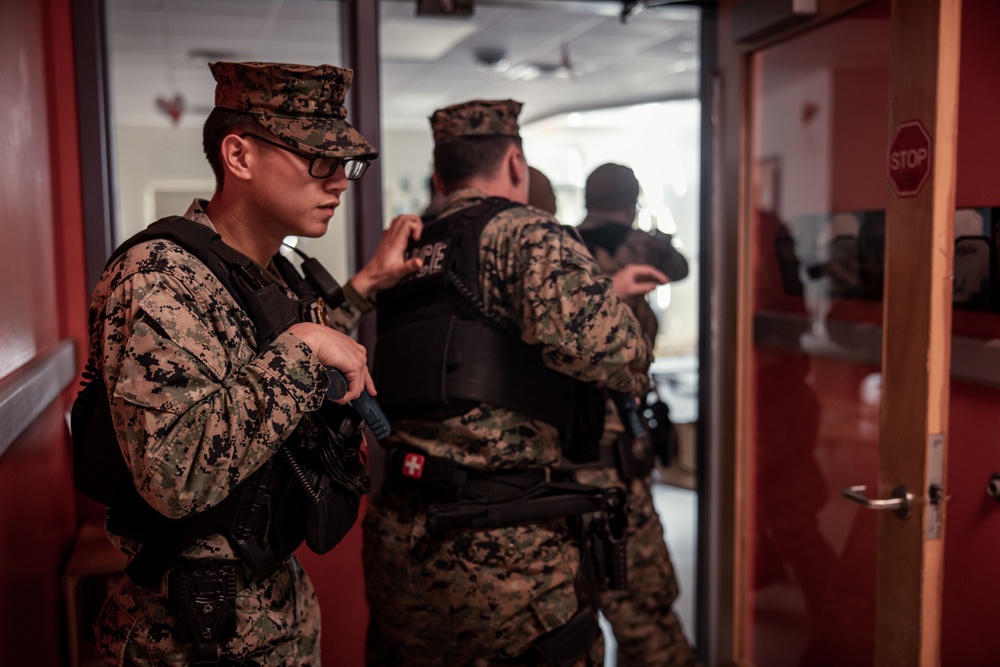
(749, 2, 890, 665)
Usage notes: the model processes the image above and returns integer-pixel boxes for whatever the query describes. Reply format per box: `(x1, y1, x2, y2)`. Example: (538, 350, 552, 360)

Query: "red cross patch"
(402, 452, 425, 479)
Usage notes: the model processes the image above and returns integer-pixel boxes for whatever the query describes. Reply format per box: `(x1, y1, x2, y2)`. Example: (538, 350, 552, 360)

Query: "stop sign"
(887, 120, 932, 197)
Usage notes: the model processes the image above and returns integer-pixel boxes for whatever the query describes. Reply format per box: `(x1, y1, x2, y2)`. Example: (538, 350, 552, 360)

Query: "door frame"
(875, 1, 958, 663)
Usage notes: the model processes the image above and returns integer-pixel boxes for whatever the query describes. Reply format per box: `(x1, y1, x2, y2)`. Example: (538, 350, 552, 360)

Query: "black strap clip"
(171, 562, 239, 664)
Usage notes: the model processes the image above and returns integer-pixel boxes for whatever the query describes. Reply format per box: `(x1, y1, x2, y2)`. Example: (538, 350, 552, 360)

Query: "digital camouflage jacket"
(379, 188, 652, 472)
(88, 199, 367, 560)
(363, 188, 651, 664)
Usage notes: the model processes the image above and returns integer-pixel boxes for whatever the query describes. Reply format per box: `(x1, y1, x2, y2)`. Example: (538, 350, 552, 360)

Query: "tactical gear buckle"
(171, 562, 239, 663)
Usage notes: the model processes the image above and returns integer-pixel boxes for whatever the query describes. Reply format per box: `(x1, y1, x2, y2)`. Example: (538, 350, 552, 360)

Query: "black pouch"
(530, 607, 601, 667)
(560, 384, 606, 464)
(71, 364, 135, 507)
(227, 458, 307, 571)
(306, 485, 361, 553)
(295, 404, 371, 553)
(643, 391, 678, 467)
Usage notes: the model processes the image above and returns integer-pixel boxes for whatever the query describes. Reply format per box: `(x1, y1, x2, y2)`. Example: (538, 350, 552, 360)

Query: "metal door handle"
(987, 474, 1000, 500)
(841, 484, 913, 520)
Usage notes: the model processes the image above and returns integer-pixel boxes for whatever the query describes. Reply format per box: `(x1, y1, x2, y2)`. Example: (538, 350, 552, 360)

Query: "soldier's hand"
(612, 264, 669, 297)
(350, 214, 424, 297)
(287, 323, 375, 402)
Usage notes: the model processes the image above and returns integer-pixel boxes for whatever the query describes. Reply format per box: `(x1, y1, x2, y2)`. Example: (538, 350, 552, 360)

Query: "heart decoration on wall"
(155, 94, 185, 125)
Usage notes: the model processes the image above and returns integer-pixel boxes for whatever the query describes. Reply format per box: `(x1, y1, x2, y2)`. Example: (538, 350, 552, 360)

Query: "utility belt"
(558, 433, 655, 484)
(384, 447, 629, 590)
(385, 446, 627, 666)
(152, 558, 279, 600)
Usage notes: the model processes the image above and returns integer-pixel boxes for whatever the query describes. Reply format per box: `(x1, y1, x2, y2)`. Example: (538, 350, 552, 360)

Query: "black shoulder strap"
(110, 216, 253, 308)
(444, 196, 521, 304)
(376, 197, 521, 332)
(110, 216, 300, 348)
(427, 196, 521, 231)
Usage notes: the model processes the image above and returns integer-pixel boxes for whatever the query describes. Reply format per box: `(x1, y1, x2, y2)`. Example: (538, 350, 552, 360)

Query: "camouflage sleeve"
(326, 283, 366, 334)
(482, 210, 652, 395)
(98, 265, 329, 519)
(324, 280, 371, 333)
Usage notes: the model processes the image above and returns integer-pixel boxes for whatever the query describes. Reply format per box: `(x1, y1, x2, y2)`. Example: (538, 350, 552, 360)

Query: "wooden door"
(738, 0, 959, 664)
(875, 1, 959, 663)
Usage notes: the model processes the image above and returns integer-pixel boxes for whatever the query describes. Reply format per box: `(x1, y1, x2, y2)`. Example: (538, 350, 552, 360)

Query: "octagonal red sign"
(887, 120, 932, 197)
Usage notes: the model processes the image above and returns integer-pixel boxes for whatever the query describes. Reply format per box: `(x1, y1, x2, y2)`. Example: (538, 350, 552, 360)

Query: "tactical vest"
(374, 201, 630, 664)
(577, 221, 633, 257)
(72, 216, 370, 587)
(374, 197, 585, 426)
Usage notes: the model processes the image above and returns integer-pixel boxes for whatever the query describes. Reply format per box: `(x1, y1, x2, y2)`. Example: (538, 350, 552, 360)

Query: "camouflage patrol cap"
(585, 162, 640, 210)
(430, 99, 523, 144)
(209, 61, 377, 159)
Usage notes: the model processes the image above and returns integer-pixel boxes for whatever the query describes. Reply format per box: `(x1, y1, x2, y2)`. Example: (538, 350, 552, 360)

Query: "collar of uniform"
(183, 198, 219, 231)
(183, 198, 286, 287)
(437, 187, 494, 219)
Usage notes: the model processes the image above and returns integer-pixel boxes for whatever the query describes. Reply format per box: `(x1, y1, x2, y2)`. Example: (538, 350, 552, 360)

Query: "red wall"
(956, 3, 1000, 207)
(297, 500, 370, 665)
(0, 2, 370, 664)
(748, 1, 1000, 663)
(0, 0, 89, 665)
(750, 3, 1000, 665)
(939, 2, 1000, 664)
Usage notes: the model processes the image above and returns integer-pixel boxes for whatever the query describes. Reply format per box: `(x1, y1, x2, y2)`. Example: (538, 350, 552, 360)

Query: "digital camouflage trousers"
(94, 556, 320, 666)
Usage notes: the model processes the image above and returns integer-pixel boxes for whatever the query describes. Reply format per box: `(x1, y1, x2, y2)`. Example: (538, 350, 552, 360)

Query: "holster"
(170, 561, 239, 666)
(611, 392, 655, 483)
(520, 512, 601, 667)
(388, 448, 617, 666)
(587, 486, 629, 592)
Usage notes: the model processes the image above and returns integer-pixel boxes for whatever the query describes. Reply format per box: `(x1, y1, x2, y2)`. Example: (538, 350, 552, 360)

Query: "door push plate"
(926, 433, 945, 540)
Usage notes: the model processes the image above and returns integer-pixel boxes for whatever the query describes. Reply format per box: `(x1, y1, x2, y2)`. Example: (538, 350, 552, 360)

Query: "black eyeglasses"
(239, 133, 370, 180)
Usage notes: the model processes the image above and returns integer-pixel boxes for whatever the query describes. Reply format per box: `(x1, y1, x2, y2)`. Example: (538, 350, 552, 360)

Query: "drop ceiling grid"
(108, 0, 700, 130)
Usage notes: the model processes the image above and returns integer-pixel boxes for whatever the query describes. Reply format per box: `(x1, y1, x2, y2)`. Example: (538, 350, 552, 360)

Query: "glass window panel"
(748, 3, 890, 666)
(106, 0, 351, 280)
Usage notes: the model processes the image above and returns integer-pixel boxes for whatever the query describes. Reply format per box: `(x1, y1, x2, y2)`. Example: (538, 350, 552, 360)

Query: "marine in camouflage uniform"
(574, 163, 697, 666)
(578, 162, 689, 346)
(89, 62, 420, 666)
(362, 100, 652, 666)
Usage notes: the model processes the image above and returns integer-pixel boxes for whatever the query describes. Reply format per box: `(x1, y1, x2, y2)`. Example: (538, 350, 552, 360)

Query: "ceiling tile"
(107, 0, 702, 130)
(381, 18, 481, 61)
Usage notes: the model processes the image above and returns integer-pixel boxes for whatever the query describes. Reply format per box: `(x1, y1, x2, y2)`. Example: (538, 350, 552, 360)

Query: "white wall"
(756, 68, 832, 220)
(522, 102, 702, 357)
(113, 125, 352, 281)
(381, 128, 435, 222)
(114, 126, 213, 239)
